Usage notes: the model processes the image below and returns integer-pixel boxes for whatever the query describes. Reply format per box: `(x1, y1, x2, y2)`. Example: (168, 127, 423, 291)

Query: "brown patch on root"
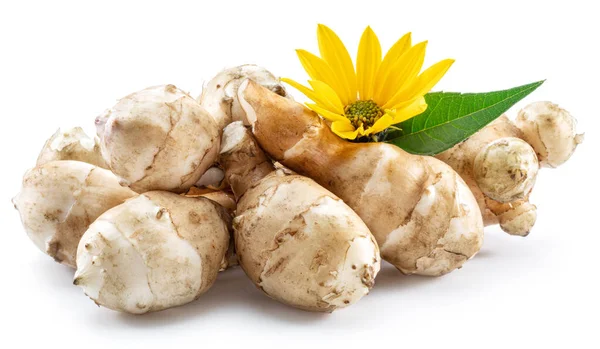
(263, 256, 290, 277)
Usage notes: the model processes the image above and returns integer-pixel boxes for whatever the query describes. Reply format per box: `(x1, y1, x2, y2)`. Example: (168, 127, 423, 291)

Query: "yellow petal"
(385, 59, 454, 108)
(403, 59, 455, 100)
(317, 24, 357, 102)
(388, 97, 427, 123)
(356, 124, 367, 136)
(307, 103, 346, 122)
(367, 113, 395, 134)
(374, 32, 411, 98)
(331, 120, 359, 140)
(280, 78, 331, 109)
(356, 26, 381, 100)
(375, 41, 428, 106)
(296, 49, 350, 104)
(308, 80, 345, 113)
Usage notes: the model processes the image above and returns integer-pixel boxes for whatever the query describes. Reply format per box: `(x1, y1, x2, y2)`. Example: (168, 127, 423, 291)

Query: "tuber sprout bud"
(473, 137, 539, 203)
(497, 201, 537, 237)
(515, 101, 583, 168)
(96, 84, 220, 193)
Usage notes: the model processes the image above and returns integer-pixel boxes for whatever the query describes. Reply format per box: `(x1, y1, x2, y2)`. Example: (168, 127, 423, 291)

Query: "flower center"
(344, 100, 384, 129)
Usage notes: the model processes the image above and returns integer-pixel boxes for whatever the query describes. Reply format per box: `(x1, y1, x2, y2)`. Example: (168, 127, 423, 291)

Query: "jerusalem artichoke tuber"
(74, 191, 230, 314)
(437, 102, 582, 236)
(236, 80, 484, 276)
(96, 84, 220, 193)
(220, 122, 380, 311)
(13, 160, 136, 267)
(473, 137, 539, 203)
(515, 101, 583, 168)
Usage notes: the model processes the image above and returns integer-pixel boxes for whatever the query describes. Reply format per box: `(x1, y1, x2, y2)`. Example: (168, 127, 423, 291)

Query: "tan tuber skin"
(220, 122, 381, 312)
(13, 160, 137, 267)
(185, 187, 238, 269)
(437, 101, 582, 236)
(515, 101, 583, 168)
(96, 84, 220, 193)
(238, 80, 484, 276)
(74, 192, 230, 314)
(199, 64, 290, 129)
(37, 127, 108, 168)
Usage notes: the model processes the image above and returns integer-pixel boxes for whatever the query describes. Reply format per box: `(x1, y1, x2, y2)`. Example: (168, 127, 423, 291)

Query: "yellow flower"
(282, 24, 455, 140)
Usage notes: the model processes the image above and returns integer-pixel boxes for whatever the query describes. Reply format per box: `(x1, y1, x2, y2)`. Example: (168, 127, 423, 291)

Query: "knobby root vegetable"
(486, 199, 537, 237)
(220, 121, 380, 312)
(437, 102, 582, 236)
(473, 137, 539, 203)
(12, 161, 136, 267)
(437, 116, 537, 235)
(96, 84, 220, 193)
(37, 127, 108, 168)
(199, 65, 289, 128)
(74, 191, 230, 314)
(238, 80, 484, 276)
(515, 101, 584, 168)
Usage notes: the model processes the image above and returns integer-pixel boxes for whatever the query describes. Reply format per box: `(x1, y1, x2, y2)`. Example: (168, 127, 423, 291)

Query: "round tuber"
(74, 191, 230, 314)
(96, 84, 220, 193)
(12, 160, 136, 267)
(473, 137, 539, 203)
(515, 101, 584, 168)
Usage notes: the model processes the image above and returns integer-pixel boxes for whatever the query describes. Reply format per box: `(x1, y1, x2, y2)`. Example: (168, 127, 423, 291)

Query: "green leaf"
(384, 80, 544, 155)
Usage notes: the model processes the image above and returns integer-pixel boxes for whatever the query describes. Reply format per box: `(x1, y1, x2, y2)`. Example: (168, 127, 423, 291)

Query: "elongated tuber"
(37, 127, 107, 168)
(220, 122, 380, 311)
(74, 191, 230, 314)
(96, 84, 220, 193)
(13, 160, 136, 267)
(199, 65, 289, 128)
(237, 81, 484, 276)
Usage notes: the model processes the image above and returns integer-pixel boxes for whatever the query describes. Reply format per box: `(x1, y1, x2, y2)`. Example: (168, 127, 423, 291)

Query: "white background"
(1, 1, 598, 348)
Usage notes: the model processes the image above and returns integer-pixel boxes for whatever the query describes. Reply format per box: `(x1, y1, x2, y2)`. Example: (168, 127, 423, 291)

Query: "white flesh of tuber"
(96, 84, 220, 193)
(220, 122, 380, 312)
(74, 191, 230, 314)
(195, 166, 226, 189)
(12, 161, 136, 267)
(199, 65, 289, 128)
(515, 101, 584, 168)
(37, 127, 108, 168)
